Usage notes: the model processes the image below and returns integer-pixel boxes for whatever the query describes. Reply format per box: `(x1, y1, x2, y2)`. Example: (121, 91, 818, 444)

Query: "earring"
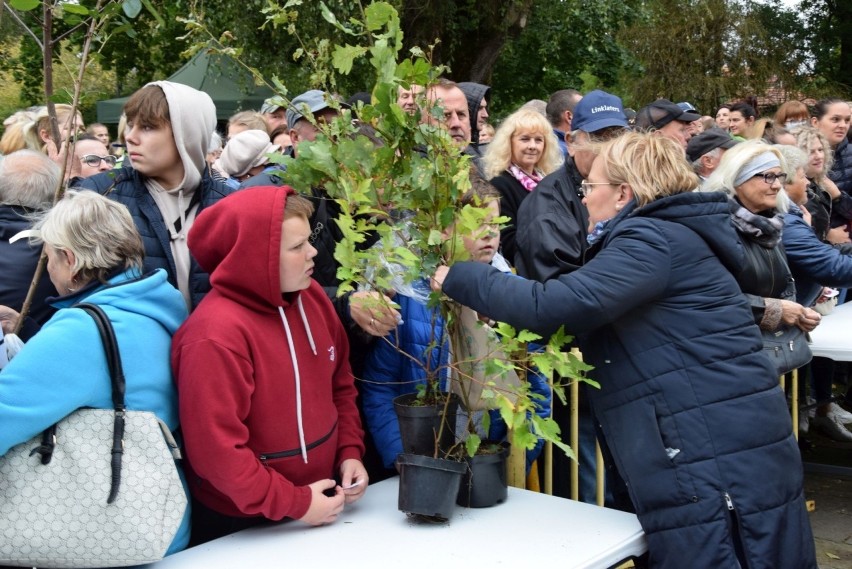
(615, 204, 622, 211)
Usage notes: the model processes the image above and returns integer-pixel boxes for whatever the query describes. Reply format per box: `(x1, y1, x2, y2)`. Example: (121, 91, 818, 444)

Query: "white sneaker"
(827, 402, 852, 424)
(812, 415, 852, 442)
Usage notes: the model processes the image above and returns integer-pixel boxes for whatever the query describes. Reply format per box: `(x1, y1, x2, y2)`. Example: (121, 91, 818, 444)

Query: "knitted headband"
(735, 151, 781, 187)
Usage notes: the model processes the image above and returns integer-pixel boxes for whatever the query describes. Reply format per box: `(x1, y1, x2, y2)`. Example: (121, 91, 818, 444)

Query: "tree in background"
(618, 0, 816, 113)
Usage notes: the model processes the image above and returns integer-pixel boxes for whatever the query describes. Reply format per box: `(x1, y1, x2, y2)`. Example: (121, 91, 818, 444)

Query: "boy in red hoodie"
(172, 186, 367, 545)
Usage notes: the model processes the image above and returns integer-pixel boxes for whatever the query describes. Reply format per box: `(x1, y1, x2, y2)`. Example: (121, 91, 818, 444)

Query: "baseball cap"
(260, 98, 283, 115)
(286, 90, 348, 130)
(571, 90, 629, 133)
(677, 101, 698, 114)
(635, 99, 701, 130)
(686, 128, 738, 162)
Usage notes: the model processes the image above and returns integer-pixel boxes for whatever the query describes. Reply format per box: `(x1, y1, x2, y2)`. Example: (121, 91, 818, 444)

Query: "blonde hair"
(228, 111, 268, 134)
(482, 108, 562, 179)
(32, 190, 144, 285)
(0, 121, 28, 154)
(791, 125, 833, 180)
(596, 131, 699, 207)
(23, 104, 82, 152)
(702, 140, 784, 203)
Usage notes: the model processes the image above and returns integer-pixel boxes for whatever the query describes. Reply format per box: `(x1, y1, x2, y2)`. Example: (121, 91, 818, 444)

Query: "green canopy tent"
(96, 50, 276, 124)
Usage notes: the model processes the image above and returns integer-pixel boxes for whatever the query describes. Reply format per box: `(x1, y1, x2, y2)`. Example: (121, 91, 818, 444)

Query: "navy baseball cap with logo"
(571, 90, 630, 133)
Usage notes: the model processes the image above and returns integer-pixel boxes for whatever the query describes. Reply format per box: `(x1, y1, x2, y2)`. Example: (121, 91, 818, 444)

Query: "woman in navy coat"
(432, 132, 816, 569)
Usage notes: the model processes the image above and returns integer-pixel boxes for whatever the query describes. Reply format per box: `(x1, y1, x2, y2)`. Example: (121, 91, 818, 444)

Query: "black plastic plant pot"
(457, 443, 509, 508)
(393, 392, 459, 457)
(396, 453, 467, 522)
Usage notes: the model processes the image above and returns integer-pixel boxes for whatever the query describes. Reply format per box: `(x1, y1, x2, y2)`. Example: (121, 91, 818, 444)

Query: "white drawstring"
(278, 306, 308, 463)
(297, 296, 317, 355)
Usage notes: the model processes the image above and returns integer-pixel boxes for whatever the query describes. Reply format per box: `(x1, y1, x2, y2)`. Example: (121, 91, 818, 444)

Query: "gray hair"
(31, 190, 144, 285)
(702, 140, 783, 198)
(690, 147, 722, 174)
(774, 144, 807, 178)
(0, 149, 60, 210)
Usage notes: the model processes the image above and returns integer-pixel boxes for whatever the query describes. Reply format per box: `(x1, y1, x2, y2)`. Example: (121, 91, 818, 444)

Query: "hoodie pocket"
(601, 399, 691, 513)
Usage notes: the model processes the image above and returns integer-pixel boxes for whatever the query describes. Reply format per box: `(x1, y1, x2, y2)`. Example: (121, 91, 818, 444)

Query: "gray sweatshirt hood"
(146, 80, 216, 192)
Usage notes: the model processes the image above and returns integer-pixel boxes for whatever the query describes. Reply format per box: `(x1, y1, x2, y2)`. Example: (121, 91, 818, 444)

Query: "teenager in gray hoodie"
(78, 81, 234, 311)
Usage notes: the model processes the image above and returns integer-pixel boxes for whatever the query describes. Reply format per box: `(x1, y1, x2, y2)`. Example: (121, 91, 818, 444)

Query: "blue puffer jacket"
(442, 191, 815, 569)
(360, 292, 449, 469)
(829, 138, 852, 197)
(782, 204, 852, 306)
(77, 166, 234, 310)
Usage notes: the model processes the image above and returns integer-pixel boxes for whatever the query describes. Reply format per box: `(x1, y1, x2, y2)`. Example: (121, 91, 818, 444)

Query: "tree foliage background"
(0, 0, 849, 124)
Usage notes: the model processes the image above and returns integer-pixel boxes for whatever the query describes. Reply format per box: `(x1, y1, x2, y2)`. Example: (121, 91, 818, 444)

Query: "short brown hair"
(462, 171, 500, 206)
(124, 85, 170, 129)
(284, 193, 315, 220)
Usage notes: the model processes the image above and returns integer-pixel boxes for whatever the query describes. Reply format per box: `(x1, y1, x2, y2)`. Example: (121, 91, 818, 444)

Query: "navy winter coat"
(76, 167, 233, 310)
(0, 205, 58, 339)
(442, 191, 815, 569)
(782, 204, 852, 306)
(829, 138, 852, 198)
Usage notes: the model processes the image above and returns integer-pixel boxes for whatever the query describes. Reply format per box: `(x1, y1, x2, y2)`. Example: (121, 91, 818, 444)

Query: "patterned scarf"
(729, 199, 784, 248)
(508, 164, 544, 192)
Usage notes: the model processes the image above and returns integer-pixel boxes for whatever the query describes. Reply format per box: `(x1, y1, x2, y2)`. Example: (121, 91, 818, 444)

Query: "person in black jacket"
(432, 132, 816, 569)
(513, 90, 629, 504)
(0, 150, 60, 339)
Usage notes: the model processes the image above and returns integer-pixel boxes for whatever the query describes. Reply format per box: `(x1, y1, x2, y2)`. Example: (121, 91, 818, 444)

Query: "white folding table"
(140, 477, 646, 568)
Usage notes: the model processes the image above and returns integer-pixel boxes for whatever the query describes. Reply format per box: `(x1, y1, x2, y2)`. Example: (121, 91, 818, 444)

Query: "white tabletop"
(141, 477, 646, 569)
(808, 300, 852, 362)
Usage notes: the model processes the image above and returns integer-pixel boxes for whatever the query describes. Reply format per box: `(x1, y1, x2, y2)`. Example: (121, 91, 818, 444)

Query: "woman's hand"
(431, 266, 450, 292)
(299, 479, 345, 526)
(349, 291, 401, 337)
(339, 458, 368, 505)
(0, 305, 21, 335)
(778, 300, 821, 332)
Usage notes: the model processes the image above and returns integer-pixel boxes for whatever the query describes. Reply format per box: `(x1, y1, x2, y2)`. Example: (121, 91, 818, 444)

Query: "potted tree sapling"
(275, 1, 593, 522)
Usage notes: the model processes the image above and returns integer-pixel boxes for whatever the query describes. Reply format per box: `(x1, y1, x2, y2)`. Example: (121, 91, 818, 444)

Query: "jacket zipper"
(259, 420, 338, 461)
(723, 492, 751, 569)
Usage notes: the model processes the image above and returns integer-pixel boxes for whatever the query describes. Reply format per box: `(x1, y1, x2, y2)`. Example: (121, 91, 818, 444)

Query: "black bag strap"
(76, 302, 126, 504)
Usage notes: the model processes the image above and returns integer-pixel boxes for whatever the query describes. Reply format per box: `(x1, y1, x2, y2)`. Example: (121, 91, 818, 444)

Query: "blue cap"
(571, 90, 629, 133)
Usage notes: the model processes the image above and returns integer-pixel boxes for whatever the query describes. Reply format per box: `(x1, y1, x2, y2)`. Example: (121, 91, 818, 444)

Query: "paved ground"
(802, 430, 852, 569)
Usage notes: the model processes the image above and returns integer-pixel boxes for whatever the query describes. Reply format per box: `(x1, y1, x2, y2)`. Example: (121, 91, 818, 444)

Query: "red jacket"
(172, 186, 364, 520)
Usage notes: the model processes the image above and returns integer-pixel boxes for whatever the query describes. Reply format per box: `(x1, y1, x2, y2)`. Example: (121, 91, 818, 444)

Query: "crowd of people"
(1, 72, 851, 568)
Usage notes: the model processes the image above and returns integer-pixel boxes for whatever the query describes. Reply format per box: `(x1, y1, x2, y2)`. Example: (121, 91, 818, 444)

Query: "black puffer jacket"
(77, 166, 234, 311)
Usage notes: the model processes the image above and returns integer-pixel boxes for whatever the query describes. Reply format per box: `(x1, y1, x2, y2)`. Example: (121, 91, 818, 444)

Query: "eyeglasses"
(580, 181, 615, 197)
(753, 172, 788, 185)
(80, 154, 117, 168)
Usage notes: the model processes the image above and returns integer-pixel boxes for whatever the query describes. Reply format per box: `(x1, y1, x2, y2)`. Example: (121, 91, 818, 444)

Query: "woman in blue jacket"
(432, 132, 816, 569)
(0, 190, 190, 555)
